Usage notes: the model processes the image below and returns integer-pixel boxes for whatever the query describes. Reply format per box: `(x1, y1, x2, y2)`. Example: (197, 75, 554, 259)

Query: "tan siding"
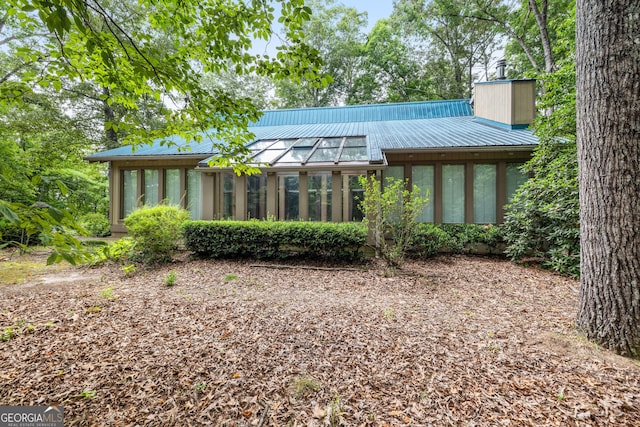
(475, 83, 512, 124)
(201, 173, 215, 220)
(234, 175, 247, 220)
(474, 80, 536, 126)
(513, 82, 537, 124)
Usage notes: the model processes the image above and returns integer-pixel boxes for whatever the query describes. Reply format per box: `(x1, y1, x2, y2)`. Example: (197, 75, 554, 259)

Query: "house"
(86, 79, 538, 237)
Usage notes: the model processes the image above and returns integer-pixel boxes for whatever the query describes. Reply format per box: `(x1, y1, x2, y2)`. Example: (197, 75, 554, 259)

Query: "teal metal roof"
(86, 99, 538, 164)
(254, 99, 472, 126)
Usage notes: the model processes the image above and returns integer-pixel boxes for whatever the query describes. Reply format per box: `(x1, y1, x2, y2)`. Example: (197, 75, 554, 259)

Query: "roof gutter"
(84, 154, 211, 162)
(381, 145, 537, 155)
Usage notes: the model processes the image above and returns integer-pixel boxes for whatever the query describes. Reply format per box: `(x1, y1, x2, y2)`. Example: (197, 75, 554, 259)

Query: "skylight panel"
(340, 147, 368, 161)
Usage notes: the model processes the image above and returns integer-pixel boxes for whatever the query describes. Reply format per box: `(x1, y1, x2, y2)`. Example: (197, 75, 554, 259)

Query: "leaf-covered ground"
(1, 254, 639, 426)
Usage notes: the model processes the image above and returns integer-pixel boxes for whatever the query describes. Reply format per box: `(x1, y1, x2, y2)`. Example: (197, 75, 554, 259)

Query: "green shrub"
(358, 175, 430, 268)
(87, 237, 136, 265)
(408, 224, 452, 258)
(182, 220, 366, 262)
(124, 205, 189, 264)
(503, 141, 579, 277)
(79, 213, 111, 237)
(408, 224, 506, 258)
(0, 219, 24, 246)
(438, 224, 506, 253)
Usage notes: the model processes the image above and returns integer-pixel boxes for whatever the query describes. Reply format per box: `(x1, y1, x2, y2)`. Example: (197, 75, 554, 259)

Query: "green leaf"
(0, 202, 20, 224)
(46, 252, 60, 265)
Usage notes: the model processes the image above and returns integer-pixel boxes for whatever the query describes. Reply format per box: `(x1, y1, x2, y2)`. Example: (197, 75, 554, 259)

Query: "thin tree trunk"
(102, 86, 119, 149)
(528, 0, 555, 73)
(576, 0, 640, 357)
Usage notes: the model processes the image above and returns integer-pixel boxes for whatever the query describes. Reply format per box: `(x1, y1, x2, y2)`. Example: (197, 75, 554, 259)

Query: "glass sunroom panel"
(122, 170, 137, 218)
(222, 172, 234, 219)
(339, 147, 368, 162)
(252, 149, 286, 164)
(187, 169, 202, 220)
(278, 174, 299, 220)
(144, 169, 159, 206)
(344, 137, 366, 147)
(506, 163, 528, 202)
(277, 149, 312, 163)
(164, 169, 181, 205)
(248, 140, 277, 150)
(247, 174, 267, 219)
(294, 138, 318, 148)
(413, 165, 434, 222)
(442, 165, 465, 223)
(268, 139, 297, 149)
(318, 138, 343, 148)
(308, 174, 332, 221)
(345, 175, 365, 222)
(473, 164, 497, 224)
(309, 148, 339, 162)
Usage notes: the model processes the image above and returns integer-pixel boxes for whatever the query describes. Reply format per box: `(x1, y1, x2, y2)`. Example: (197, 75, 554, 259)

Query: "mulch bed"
(1, 255, 639, 426)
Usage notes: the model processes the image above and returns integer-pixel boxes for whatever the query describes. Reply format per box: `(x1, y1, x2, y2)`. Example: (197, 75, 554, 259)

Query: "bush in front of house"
(438, 224, 506, 254)
(408, 223, 453, 258)
(124, 204, 190, 264)
(408, 223, 506, 258)
(79, 213, 111, 237)
(182, 220, 367, 262)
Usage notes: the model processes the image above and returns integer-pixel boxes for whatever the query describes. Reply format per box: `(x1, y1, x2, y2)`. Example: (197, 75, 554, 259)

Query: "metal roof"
(86, 99, 538, 163)
(254, 99, 472, 126)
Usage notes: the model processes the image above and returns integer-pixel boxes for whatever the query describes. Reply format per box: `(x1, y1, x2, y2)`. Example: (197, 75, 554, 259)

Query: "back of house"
(86, 79, 537, 236)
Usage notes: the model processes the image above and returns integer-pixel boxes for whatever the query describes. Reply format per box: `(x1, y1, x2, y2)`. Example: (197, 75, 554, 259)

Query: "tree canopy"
(1, 0, 327, 165)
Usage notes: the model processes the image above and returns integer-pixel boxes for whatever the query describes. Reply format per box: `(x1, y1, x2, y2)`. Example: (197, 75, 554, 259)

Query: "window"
(412, 165, 434, 223)
(442, 165, 465, 223)
(308, 173, 332, 221)
(122, 170, 138, 218)
(383, 166, 404, 184)
(247, 174, 267, 219)
(164, 169, 181, 205)
(187, 169, 201, 220)
(473, 164, 497, 224)
(506, 163, 528, 201)
(144, 169, 159, 206)
(278, 174, 299, 220)
(344, 174, 365, 222)
(222, 172, 235, 219)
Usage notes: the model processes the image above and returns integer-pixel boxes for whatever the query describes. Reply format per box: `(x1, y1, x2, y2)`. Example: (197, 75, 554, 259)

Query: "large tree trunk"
(576, 0, 640, 357)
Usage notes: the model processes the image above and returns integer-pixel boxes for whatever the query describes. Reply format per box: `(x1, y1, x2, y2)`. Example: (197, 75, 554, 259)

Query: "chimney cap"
(496, 59, 507, 80)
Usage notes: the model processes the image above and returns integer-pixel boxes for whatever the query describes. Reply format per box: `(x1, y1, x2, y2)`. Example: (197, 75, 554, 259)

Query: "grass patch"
(0, 260, 47, 285)
(290, 376, 321, 398)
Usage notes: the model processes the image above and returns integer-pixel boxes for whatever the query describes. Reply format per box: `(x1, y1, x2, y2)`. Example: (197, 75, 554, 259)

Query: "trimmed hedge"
(408, 223, 506, 258)
(182, 220, 367, 261)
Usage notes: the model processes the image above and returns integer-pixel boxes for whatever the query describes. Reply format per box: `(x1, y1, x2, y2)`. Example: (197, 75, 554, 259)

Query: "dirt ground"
(1, 252, 639, 426)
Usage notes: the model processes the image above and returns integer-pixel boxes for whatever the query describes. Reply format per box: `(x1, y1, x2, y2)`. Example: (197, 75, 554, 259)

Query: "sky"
(339, 0, 395, 30)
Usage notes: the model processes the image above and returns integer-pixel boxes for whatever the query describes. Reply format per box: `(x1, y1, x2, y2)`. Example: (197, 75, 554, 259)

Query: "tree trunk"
(528, 0, 555, 73)
(576, 0, 640, 357)
(102, 86, 119, 149)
